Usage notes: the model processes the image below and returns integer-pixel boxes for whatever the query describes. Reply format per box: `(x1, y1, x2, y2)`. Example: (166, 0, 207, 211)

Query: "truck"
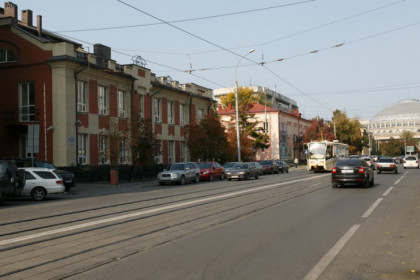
(0, 159, 26, 203)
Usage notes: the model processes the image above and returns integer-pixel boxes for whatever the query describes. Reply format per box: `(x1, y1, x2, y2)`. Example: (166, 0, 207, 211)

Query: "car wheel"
(245, 173, 250, 180)
(332, 182, 338, 188)
(363, 178, 370, 188)
(179, 176, 185, 185)
(194, 174, 200, 183)
(159, 182, 164, 186)
(31, 187, 47, 201)
(210, 174, 214, 181)
(394, 169, 398, 174)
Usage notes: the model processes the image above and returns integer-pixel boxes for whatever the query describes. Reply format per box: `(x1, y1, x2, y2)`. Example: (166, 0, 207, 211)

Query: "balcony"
(1, 107, 40, 125)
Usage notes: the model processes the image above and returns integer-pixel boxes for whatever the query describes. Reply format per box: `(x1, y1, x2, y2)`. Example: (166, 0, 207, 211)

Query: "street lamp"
(235, 49, 255, 162)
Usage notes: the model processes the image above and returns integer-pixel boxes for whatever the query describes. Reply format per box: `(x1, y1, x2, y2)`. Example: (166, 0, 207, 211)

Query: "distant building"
(213, 86, 299, 113)
(218, 103, 311, 161)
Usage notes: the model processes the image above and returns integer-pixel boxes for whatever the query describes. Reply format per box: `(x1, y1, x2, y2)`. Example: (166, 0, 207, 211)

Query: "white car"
(19, 167, 65, 201)
(403, 156, 419, 169)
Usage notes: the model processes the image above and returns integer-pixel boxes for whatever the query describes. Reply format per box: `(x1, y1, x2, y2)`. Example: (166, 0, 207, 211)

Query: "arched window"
(0, 47, 17, 63)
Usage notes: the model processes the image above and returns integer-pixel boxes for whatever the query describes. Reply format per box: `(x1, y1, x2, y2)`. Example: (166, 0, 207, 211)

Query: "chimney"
(22, 9, 33, 26)
(37, 15, 42, 36)
(4, 2, 17, 20)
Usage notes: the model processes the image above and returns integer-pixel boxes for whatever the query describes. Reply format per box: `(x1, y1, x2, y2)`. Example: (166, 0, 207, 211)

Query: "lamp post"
(235, 49, 255, 162)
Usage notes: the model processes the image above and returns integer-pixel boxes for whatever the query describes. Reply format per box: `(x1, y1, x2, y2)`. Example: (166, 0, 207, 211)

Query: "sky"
(8, 0, 420, 121)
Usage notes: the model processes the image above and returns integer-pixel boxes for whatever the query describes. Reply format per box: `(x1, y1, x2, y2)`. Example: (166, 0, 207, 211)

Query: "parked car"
(403, 156, 419, 169)
(4, 158, 75, 191)
(331, 158, 374, 188)
(376, 158, 398, 174)
(226, 162, 259, 180)
(158, 162, 200, 185)
(0, 159, 26, 203)
(19, 167, 65, 201)
(199, 161, 225, 181)
(254, 162, 264, 176)
(259, 160, 280, 174)
(223, 162, 239, 172)
(276, 161, 289, 173)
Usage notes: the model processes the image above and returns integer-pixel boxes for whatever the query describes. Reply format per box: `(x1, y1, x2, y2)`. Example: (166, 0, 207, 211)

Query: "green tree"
(380, 137, 403, 156)
(333, 110, 368, 154)
(220, 87, 270, 157)
(185, 113, 234, 163)
(401, 130, 418, 154)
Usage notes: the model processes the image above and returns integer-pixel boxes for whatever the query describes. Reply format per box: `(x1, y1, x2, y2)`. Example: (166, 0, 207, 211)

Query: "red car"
(259, 160, 280, 174)
(199, 161, 225, 181)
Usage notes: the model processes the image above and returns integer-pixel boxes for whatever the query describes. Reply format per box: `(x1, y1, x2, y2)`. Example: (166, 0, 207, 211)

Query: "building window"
(180, 142, 186, 162)
(78, 134, 87, 165)
(77, 81, 87, 112)
(180, 104, 185, 126)
(19, 82, 35, 122)
(99, 135, 108, 164)
(0, 47, 17, 63)
(138, 95, 144, 119)
(197, 108, 205, 123)
(118, 90, 126, 118)
(263, 122, 269, 133)
(119, 138, 128, 164)
(98, 85, 108, 115)
(167, 100, 174, 124)
(153, 98, 161, 122)
(168, 141, 174, 163)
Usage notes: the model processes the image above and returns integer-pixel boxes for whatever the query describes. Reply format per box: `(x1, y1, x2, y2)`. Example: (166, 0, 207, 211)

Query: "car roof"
(18, 167, 51, 171)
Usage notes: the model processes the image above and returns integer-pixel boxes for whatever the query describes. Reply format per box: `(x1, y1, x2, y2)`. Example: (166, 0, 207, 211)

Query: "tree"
(333, 110, 368, 154)
(219, 87, 270, 158)
(185, 113, 234, 163)
(380, 137, 403, 156)
(303, 118, 335, 143)
(401, 130, 418, 154)
(130, 117, 160, 169)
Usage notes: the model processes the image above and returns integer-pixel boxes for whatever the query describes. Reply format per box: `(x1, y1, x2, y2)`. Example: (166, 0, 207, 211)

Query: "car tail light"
(376, 164, 381, 168)
(332, 167, 337, 174)
(390, 164, 396, 168)
(56, 180, 63, 185)
(358, 167, 365, 174)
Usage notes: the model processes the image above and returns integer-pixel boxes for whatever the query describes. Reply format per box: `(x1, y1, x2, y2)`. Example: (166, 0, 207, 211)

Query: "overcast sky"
(10, 0, 420, 121)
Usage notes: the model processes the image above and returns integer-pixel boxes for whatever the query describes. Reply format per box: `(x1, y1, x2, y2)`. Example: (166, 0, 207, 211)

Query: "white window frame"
(168, 141, 174, 163)
(98, 85, 108, 115)
(138, 95, 144, 119)
(98, 135, 108, 164)
(19, 82, 35, 122)
(153, 98, 161, 122)
(167, 100, 174, 124)
(180, 104, 185, 126)
(119, 138, 128, 164)
(118, 90, 126, 118)
(77, 134, 87, 165)
(197, 108, 204, 123)
(77, 80, 87, 112)
(0, 47, 17, 63)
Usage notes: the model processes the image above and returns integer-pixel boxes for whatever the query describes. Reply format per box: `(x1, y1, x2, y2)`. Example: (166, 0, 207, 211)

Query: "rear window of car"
(336, 159, 362, 166)
(378, 159, 393, 163)
(33, 171, 58, 179)
(406, 156, 417, 160)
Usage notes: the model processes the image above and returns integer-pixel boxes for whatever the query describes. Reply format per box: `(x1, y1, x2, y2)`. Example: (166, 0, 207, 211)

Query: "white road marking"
(382, 186, 393, 196)
(0, 174, 329, 246)
(31, 201, 74, 208)
(361, 198, 383, 218)
(303, 224, 361, 280)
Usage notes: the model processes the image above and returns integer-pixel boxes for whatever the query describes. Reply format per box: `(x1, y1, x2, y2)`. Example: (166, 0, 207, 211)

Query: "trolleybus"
(306, 140, 349, 172)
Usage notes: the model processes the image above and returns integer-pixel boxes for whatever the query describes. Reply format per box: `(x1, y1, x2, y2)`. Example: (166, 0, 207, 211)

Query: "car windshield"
(406, 156, 416, 160)
(169, 163, 185, 170)
(224, 162, 237, 168)
(0, 161, 7, 177)
(234, 163, 248, 169)
(260, 160, 272, 165)
(199, 163, 212, 169)
(308, 143, 326, 159)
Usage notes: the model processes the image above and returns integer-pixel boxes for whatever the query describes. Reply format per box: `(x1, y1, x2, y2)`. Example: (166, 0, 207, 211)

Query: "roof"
(218, 102, 279, 115)
(373, 99, 420, 119)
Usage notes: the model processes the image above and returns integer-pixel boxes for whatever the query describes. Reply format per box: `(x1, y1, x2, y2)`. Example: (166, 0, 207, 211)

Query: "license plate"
(341, 170, 354, 174)
(65, 180, 72, 183)
(231, 175, 238, 178)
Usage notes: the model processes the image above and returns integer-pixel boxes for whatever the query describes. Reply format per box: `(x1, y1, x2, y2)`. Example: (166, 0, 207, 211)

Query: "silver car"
(158, 162, 200, 185)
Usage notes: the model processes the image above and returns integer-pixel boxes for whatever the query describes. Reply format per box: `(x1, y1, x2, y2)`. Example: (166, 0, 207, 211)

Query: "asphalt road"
(0, 166, 419, 280)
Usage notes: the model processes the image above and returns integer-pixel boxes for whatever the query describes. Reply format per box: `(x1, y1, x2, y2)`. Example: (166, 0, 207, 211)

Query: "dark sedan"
(259, 160, 280, 174)
(331, 158, 374, 188)
(276, 161, 289, 173)
(226, 162, 259, 181)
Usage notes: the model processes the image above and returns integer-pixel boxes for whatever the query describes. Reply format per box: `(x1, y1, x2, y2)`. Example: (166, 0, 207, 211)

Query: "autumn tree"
(379, 137, 404, 156)
(185, 113, 234, 163)
(131, 117, 160, 169)
(302, 118, 335, 143)
(333, 110, 368, 154)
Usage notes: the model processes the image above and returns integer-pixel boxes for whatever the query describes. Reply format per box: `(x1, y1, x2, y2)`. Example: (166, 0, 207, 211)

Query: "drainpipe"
(74, 67, 85, 166)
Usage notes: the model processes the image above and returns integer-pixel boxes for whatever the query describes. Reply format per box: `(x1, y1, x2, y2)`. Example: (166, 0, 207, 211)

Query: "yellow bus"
(306, 140, 349, 172)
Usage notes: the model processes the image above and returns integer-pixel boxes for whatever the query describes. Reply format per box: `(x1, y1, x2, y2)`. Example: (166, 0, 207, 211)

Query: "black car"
(3, 158, 75, 191)
(0, 159, 26, 203)
(331, 158, 374, 188)
(226, 162, 260, 180)
(276, 161, 289, 173)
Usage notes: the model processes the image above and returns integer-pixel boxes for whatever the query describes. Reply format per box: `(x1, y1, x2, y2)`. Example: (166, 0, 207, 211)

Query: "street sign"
(406, 146, 414, 153)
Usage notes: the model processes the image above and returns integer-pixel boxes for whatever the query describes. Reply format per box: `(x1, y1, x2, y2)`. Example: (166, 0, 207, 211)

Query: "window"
(24, 171, 36, 180)
(118, 90, 126, 118)
(138, 95, 144, 119)
(77, 81, 87, 112)
(19, 82, 35, 122)
(33, 171, 57, 179)
(180, 104, 185, 126)
(98, 86, 108, 115)
(0, 47, 17, 63)
(77, 134, 87, 165)
(180, 142, 186, 162)
(168, 141, 174, 163)
(197, 108, 204, 123)
(119, 138, 128, 164)
(263, 122, 269, 133)
(167, 101, 174, 124)
(153, 98, 161, 122)
(99, 135, 108, 164)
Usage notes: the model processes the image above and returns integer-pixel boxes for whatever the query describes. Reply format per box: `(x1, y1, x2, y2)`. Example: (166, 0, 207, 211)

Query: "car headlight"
(203, 171, 210, 175)
(238, 171, 246, 175)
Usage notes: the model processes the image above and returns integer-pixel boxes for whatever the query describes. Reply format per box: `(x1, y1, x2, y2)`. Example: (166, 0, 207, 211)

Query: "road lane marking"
(382, 186, 393, 196)
(303, 224, 361, 280)
(0, 174, 329, 247)
(361, 198, 383, 218)
(31, 201, 74, 208)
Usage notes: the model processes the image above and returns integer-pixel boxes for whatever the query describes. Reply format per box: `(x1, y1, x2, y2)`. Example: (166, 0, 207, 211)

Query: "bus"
(305, 140, 349, 172)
